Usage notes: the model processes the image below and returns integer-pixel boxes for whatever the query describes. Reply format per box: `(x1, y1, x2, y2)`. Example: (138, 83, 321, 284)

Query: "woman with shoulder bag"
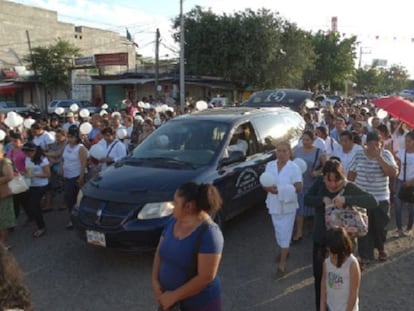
(0, 143, 15, 247)
(152, 182, 224, 311)
(392, 131, 414, 237)
(304, 159, 377, 311)
(5, 132, 29, 220)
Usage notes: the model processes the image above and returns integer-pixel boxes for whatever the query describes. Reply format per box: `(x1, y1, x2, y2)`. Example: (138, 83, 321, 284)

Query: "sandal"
(33, 228, 47, 238)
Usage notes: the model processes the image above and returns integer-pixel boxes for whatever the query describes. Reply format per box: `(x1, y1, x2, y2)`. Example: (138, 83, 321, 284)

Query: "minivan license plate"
(86, 230, 106, 247)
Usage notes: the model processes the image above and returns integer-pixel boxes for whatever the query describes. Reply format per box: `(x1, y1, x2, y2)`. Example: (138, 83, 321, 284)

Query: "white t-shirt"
(332, 144, 363, 175)
(226, 139, 248, 156)
(63, 121, 80, 133)
(33, 132, 55, 151)
(397, 149, 414, 181)
(325, 254, 359, 311)
(25, 156, 49, 187)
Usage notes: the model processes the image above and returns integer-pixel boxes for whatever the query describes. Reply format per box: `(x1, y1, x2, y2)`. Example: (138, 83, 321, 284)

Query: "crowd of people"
(263, 97, 414, 310)
(1, 95, 414, 310)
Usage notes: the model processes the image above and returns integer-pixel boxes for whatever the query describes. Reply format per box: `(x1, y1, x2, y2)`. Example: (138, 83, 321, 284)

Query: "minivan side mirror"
(219, 151, 246, 166)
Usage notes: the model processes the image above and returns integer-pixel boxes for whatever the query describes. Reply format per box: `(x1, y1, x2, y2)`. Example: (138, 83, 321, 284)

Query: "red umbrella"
(372, 96, 414, 128)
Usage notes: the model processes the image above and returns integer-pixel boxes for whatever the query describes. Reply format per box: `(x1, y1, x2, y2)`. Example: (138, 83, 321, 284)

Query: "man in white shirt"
(31, 122, 55, 151)
(332, 130, 363, 175)
(62, 112, 80, 133)
(315, 126, 340, 158)
(98, 126, 127, 171)
(226, 126, 248, 156)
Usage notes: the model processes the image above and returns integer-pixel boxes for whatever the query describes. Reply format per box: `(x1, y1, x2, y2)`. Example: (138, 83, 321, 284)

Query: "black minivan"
(71, 107, 305, 251)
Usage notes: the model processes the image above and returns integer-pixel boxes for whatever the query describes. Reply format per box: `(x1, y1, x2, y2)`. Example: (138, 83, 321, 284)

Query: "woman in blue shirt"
(152, 182, 224, 311)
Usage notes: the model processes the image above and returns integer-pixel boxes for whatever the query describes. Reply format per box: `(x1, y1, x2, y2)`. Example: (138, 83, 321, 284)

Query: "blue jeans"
(394, 179, 414, 230)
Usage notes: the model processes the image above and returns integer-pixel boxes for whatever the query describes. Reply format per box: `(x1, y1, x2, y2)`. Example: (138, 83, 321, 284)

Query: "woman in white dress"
(262, 141, 303, 276)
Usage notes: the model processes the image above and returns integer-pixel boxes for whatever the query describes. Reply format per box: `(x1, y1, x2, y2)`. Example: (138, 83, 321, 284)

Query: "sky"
(8, 0, 414, 78)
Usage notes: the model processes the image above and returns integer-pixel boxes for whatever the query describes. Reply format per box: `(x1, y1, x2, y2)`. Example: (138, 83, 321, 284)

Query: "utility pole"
(155, 28, 160, 97)
(25, 30, 42, 109)
(179, 0, 185, 113)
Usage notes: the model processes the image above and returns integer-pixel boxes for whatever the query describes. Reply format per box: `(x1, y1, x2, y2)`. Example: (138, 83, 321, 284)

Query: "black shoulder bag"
(158, 221, 210, 311)
(398, 151, 414, 203)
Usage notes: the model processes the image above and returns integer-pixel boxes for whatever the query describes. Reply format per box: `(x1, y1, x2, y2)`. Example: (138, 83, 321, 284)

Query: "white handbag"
(8, 174, 30, 194)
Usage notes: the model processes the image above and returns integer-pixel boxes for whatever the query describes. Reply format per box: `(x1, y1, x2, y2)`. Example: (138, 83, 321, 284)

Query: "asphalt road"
(9, 198, 414, 311)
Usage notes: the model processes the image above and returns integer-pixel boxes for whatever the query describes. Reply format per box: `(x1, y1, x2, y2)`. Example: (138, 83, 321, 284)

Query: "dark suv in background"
(71, 107, 305, 251)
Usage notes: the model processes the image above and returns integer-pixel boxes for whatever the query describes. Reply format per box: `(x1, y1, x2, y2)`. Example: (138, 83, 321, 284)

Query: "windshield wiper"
(136, 157, 196, 169)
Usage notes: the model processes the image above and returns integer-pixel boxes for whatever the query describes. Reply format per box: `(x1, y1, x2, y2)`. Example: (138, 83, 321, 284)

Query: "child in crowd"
(320, 227, 361, 311)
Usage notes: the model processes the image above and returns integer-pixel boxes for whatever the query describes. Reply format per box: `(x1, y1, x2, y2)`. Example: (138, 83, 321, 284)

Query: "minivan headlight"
(137, 202, 174, 220)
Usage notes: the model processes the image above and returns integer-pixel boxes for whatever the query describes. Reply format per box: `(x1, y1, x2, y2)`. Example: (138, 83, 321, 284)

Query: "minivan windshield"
(131, 119, 230, 167)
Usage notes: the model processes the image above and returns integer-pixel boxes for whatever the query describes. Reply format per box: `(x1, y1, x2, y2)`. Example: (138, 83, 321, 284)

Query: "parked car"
(0, 101, 42, 119)
(208, 97, 230, 107)
(242, 89, 313, 112)
(47, 99, 100, 115)
(71, 107, 305, 251)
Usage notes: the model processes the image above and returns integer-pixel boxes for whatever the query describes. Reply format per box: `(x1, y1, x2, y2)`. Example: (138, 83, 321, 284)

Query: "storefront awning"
(0, 82, 20, 94)
(76, 78, 173, 86)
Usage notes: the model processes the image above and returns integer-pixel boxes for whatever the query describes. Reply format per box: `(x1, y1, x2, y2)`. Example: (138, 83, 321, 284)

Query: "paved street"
(9, 197, 414, 311)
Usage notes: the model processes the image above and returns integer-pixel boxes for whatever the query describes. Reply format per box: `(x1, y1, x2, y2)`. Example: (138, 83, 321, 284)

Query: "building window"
(74, 26, 82, 33)
(74, 34, 78, 39)
(79, 36, 82, 40)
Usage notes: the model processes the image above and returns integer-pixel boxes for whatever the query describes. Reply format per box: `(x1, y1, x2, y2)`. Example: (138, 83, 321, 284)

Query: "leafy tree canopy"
(24, 39, 80, 96)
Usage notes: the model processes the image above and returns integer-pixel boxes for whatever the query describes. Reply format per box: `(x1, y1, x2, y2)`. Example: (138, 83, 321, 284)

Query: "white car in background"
(48, 99, 100, 115)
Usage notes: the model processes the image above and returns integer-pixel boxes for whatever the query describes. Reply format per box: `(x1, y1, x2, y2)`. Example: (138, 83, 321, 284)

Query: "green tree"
(380, 65, 409, 94)
(354, 68, 382, 94)
(354, 65, 409, 95)
(25, 39, 80, 97)
(306, 31, 357, 92)
(173, 7, 315, 89)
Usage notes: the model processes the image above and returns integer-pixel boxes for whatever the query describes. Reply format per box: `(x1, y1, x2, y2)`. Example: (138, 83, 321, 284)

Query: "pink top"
(6, 148, 26, 173)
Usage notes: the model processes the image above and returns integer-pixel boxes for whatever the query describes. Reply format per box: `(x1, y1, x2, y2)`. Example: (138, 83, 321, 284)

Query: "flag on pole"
(126, 28, 139, 48)
(126, 28, 132, 41)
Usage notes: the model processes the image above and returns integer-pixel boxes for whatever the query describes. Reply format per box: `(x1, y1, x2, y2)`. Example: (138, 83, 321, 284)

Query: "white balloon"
(70, 103, 79, 112)
(79, 122, 93, 135)
(137, 101, 145, 108)
(101, 103, 109, 110)
(154, 118, 161, 126)
(305, 99, 315, 109)
(134, 115, 144, 124)
(0, 129, 5, 141)
(116, 128, 127, 139)
(5, 111, 23, 128)
(259, 172, 276, 187)
(79, 108, 90, 118)
(367, 116, 374, 127)
(195, 100, 208, 111)
(23, 118, 36, 129)
(293, 158, 308, 174)
(377, 109, 388, 119)
(55, 107, 65, 115)
(161, 104, 169, 112)
(111, 111, 121, 118)
(99, 110, 108, 116)
(89, 143, 106, 160)
(157, 135, 169, 147)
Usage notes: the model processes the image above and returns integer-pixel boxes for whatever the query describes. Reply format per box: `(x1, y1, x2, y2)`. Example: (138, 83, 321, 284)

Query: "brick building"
(0, 0, 136, 110)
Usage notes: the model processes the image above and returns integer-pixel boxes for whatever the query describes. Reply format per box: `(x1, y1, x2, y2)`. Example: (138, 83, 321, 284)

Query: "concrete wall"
(0, 0, 135, 68)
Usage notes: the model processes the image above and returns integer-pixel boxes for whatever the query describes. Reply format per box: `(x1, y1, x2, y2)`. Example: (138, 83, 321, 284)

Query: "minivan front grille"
(80, 197, 136, 228)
